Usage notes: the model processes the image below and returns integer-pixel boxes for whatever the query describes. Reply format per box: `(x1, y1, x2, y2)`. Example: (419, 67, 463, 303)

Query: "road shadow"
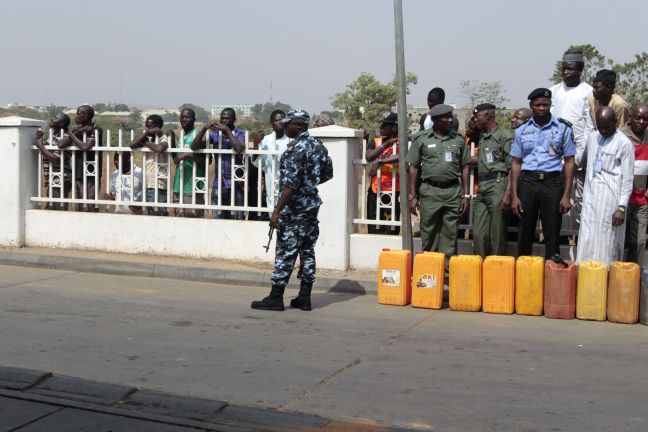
(309, 291, 364, 309)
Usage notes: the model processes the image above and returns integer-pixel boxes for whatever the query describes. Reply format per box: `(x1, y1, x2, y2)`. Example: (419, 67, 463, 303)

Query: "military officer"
(251, 109, 331, 312)
(471, 103, 514, 257)
(510, 88, 576, 258)
(407, 104, 471, 258)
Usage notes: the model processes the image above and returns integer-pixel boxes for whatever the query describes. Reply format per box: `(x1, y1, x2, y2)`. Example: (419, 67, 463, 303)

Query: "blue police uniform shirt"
(279, 131, 328, 214)
(510, 115, 576, 172)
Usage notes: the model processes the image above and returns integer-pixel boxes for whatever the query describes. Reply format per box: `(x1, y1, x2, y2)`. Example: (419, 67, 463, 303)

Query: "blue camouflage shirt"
(279, 131, 328, 213)
(511, 115, 576, 172)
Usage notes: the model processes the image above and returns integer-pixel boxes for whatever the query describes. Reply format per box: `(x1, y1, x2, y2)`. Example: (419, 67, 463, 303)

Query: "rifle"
(263, 226, 275, 253)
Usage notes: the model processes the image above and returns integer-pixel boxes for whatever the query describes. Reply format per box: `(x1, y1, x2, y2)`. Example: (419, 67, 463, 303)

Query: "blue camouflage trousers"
(271, 208, 320, 288)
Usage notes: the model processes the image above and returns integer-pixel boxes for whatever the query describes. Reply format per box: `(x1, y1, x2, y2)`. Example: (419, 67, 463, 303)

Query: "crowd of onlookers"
(36, 104, 335, 219)
(34, 50, 648, 266)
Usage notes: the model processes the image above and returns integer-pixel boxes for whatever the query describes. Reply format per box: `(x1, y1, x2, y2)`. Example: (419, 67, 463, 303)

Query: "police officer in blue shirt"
(510, 88, 576, 258)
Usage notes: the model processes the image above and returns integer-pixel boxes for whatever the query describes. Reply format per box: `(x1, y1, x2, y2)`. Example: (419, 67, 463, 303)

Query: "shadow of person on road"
(309, 291, 364, 309)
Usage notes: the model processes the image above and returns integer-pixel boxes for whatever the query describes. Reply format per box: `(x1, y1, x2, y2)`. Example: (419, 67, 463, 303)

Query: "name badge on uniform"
(428, 143, 437, 148)
(485, 150, 494, 164)
(594, 159, 602, 174)
(444, 151, 453, 162)
(549, 145, 556, 157)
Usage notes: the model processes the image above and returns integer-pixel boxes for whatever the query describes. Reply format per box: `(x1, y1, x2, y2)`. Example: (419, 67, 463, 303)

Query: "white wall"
(0, 117, 43, 246)
(25, 210, 278, 264)
(8, 122, 365, 271)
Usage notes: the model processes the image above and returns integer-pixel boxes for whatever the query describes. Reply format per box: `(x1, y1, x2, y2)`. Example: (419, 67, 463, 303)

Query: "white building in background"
(210, 104, 254, 118)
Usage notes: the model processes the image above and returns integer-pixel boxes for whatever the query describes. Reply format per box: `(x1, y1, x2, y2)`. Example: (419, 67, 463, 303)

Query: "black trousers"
(517, 174, 563, 258)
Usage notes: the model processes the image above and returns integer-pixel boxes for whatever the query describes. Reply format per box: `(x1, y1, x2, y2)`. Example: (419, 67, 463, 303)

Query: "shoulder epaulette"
(558, 117, 573, 128)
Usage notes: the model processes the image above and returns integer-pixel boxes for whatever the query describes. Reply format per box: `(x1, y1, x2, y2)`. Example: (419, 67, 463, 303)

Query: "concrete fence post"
(0, 116, 44, 246)
(309, 125, 363, 271)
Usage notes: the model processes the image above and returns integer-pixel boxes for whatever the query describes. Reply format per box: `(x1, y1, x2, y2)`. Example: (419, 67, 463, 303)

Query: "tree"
(549, 45, 647, 107)
(250, 101, 293, 120)
(93, 102, 130, 113)
(45, 104, 68, 118)
(460, 80, 510, 108)
(129, 108, 143, 123)
(615, 53, 648, 107)
(330, 72, 418, 130)
(178, 103, 209, 123)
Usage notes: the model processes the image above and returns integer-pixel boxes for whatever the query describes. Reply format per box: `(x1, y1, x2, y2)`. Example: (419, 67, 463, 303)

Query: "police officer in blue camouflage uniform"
(510, 88, 576, 258)
(251, 110, 330, 312)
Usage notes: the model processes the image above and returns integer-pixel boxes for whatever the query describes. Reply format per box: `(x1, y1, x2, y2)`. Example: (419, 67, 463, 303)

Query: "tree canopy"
(550, 44, 647, 106)
(250, 101, 292, 120)
(330, 72, 418, 130)
(460, 80, 510, 109)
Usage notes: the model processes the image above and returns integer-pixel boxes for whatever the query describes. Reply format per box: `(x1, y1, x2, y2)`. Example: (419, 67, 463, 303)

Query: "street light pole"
(393, 0, 412, 254)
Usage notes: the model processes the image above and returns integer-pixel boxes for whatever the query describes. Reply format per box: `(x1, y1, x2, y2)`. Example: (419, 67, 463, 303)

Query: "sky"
(1, 0, 646, 113)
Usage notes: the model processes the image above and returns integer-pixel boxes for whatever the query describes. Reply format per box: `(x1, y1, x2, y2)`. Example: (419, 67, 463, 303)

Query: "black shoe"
(251, 296, 285, 311)
(251, 285, 285, 311)
(290, 296, 312, 311)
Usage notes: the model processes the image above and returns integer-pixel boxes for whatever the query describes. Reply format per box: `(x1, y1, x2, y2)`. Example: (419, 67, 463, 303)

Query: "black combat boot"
(251, 285, 285, 311)
(290, 281, 313, 311)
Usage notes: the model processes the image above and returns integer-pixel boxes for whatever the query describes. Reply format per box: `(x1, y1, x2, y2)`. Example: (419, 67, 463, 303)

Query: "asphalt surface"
(0, 264, 647, 431)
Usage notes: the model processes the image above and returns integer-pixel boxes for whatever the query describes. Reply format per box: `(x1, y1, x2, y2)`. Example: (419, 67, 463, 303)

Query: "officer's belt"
(478, 172, 507, 182)
(521, 170, 561, 180)
(424, 179, 459, 188)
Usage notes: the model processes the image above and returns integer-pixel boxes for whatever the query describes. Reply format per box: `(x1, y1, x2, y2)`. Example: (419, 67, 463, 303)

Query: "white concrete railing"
(2, 117, 362, 271)
(353, 140, 401, 229)
(33, 128, 280, 216)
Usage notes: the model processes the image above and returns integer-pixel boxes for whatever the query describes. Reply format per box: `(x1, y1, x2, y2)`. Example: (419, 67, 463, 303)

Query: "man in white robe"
(576, 107, 634, 264)
(551, 50, 596, 235)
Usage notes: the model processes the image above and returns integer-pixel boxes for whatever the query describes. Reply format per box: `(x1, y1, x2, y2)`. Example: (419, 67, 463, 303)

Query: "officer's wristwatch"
(408, 194, 416, 201)
(617, 206, 626, 213)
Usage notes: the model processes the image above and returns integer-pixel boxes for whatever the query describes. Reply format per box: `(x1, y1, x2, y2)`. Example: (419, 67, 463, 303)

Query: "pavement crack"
(279, 313, 440, 411)
(8, 406, 65, 431)
(0, 271, 79, 291)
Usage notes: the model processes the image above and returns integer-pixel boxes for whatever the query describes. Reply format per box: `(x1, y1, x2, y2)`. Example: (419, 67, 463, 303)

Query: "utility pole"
(393, 0, 412, 254)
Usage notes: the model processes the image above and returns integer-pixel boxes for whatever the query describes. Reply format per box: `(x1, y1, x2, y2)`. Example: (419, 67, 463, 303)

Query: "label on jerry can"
(416, 274, 437, 289)
(381, 269, 401, 286)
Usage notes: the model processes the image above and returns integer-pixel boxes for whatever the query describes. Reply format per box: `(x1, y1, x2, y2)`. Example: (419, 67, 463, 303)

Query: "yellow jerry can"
(482, 256, 515, 314)
(576, 261, 608, 321)
(449, 255, 482, 312)
(377, 249, 412, 306)
(515, 256, 544, 316)
(411, 251, 445, 309)
(608, 262, 640, 324)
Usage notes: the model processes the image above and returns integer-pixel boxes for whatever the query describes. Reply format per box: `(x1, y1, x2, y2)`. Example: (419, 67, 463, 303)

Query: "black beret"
(473, 103, 496, 115)
(594, 69, 617, 88)
(380, 112, 398, 125)
(528, 88, 552, 100)
(429, 104, 454, 118)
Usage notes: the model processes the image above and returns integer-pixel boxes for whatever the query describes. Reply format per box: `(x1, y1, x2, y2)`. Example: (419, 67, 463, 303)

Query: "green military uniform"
(473, 127, 513, 257)
(407, 129, 470, 256)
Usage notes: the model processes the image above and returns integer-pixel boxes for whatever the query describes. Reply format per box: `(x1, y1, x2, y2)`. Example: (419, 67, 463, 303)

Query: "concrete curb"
(0, 250, 376, 294)
(0, 366, 410, 431)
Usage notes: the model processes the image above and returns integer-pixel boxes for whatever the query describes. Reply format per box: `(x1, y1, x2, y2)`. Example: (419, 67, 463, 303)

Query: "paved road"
(0, 265, 646, 431)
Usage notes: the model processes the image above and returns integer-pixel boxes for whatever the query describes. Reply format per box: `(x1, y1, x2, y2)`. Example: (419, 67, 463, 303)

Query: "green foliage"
(319, 110, 342, 121)
(45, 104, 69, 118)
(161, 111, 179, 122)
(615, 52, 648, 107)
(250, 101, 292, 120)
(550, 45, 646, 106)
(330, 72, 418, 130)
(93, 102, 130, 113)
(237, 117, 269, 135)
(178, 103, 209, 123)
(460, 80, 510, 108)
(0, 105, 48, 120)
